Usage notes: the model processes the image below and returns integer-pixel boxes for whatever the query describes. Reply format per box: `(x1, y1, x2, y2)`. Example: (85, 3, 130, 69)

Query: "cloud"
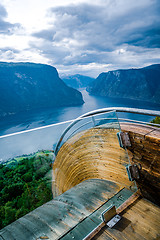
(0, 47, 20, 54)
(0, 3, 7, 18)
(31, 0, 160, 71)
(34, 0, 160, 49)
(0, 3, 20, 35)
(1, 0, 160, 76)
(0, 47, 20, 60)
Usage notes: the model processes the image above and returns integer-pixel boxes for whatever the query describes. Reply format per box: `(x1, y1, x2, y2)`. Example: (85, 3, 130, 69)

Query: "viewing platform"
(0, 108, 160, 240)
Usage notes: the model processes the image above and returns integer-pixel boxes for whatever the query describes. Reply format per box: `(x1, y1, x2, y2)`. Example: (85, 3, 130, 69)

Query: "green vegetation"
(150, 116, 160, 125)
(0, 150, 54, 229)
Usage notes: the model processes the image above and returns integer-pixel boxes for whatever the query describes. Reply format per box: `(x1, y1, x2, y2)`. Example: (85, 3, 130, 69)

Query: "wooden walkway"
(93, 197, 160, 240)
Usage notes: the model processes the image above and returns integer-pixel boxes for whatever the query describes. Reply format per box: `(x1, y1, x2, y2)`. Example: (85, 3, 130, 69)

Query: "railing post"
(92, 116, 96, 127)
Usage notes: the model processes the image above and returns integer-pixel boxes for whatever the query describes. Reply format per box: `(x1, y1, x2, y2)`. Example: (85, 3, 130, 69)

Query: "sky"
(0, 0, 160, 77)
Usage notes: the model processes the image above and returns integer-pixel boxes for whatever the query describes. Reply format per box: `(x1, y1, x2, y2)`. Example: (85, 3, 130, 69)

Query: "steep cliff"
(62, 74, 95, 89)
(87, 64, 160, 104)
(0, 62, 84, 117)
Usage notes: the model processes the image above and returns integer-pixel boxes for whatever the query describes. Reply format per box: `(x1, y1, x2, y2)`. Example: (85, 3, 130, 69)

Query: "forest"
(0, 150, 54, 229)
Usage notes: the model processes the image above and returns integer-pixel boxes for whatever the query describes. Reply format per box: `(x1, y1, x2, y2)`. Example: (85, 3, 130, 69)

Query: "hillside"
(62, 74, 95, 89)
(0, 150, 53, 229)
(87, 64, 160, 104)
(0, 62, 84, 117)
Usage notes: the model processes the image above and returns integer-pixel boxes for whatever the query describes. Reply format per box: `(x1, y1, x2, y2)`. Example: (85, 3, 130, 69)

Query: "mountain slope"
(87, 64, 160, 104)
(0, 62, 84, 117)
(62, 74, 95, 89)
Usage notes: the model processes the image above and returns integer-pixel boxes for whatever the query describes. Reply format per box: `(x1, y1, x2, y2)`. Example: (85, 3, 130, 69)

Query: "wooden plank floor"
(93, 197, 160, 240)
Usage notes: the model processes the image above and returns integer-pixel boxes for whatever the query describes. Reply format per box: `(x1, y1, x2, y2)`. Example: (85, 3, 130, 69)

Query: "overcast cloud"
(0, 0, 160, 77)
(0, 3, 20, 35)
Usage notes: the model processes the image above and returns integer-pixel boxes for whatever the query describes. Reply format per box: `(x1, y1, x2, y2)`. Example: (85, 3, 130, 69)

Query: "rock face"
(87, 64, 160, 104)
(0, 62, 84, 117)
(62, 74, 95, 89)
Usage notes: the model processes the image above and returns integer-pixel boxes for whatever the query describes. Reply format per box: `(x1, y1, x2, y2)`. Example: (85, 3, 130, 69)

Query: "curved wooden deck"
(53, 127, 132, 197)
(53, 123, 160, 205)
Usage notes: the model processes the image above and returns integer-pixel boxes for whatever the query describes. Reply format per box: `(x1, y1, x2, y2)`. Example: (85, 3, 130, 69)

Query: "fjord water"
(0, 89, 160, 161)
(1, 89, 160, 135)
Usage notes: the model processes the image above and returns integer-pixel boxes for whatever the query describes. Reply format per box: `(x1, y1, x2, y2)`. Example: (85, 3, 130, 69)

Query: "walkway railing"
(0, 107, 159, 161)
(54, 107, 160, 155)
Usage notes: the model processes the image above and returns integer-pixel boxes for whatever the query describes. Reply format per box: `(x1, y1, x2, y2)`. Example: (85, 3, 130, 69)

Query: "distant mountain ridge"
(62, 74, 95, 89)
(0, 62, 84, 117)
(87, 64, 160, 104)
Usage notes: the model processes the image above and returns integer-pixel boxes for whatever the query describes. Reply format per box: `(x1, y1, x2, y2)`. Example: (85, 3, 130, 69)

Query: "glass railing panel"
(56, 111, 120, 152)
(92, 110, 120, 129)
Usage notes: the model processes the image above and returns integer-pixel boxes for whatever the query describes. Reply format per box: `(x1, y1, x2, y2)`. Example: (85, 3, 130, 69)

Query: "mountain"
(87, 64, 160, 104)
(0, 62, 84, 117)
(62, 74, 95, 89)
